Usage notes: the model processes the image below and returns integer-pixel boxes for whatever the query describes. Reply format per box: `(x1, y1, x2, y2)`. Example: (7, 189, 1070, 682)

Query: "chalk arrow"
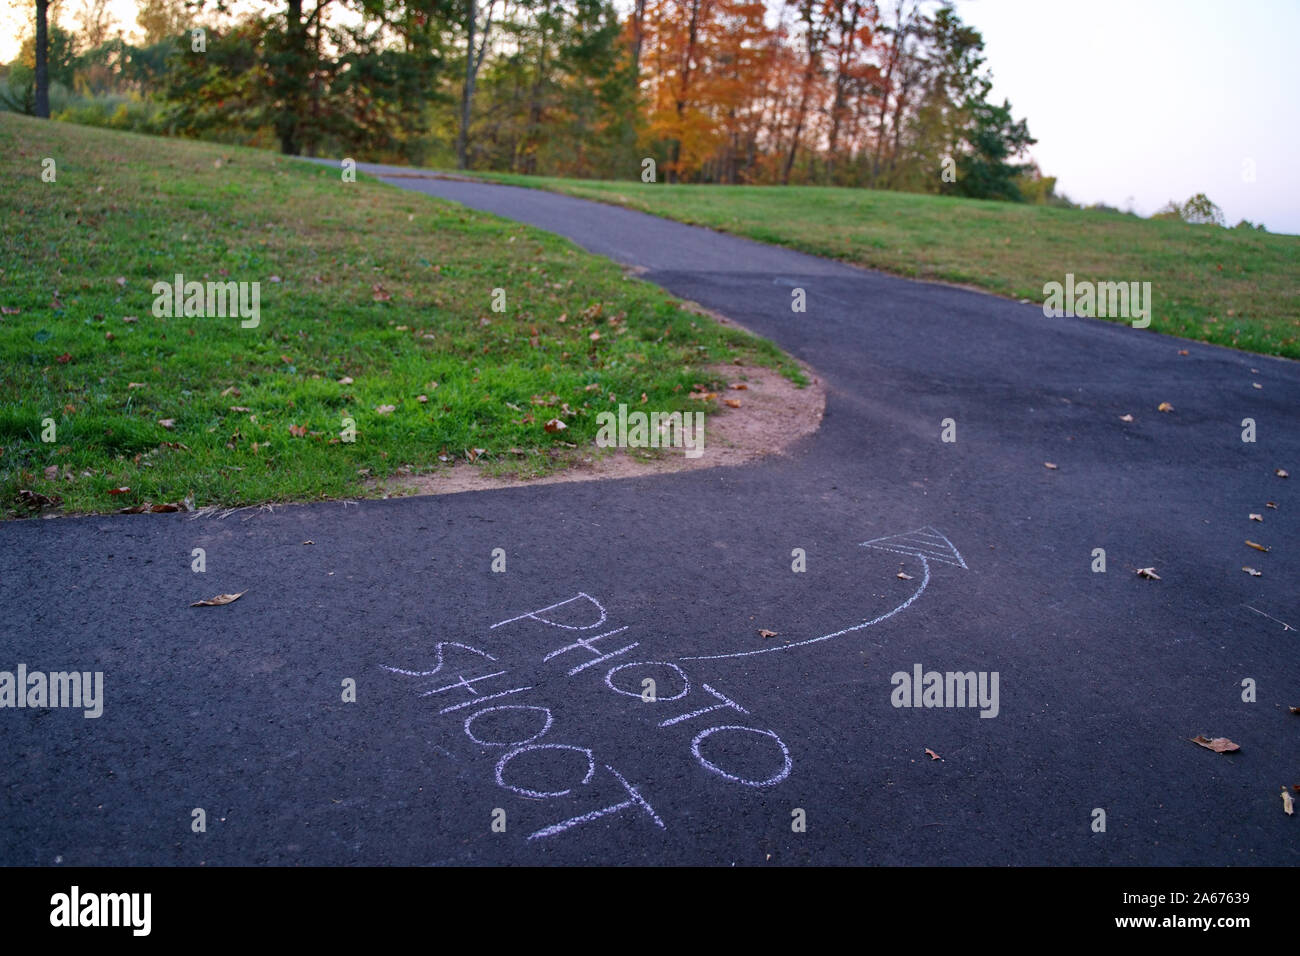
(679, 527, 965, 662)
(860, 526, 967, 568)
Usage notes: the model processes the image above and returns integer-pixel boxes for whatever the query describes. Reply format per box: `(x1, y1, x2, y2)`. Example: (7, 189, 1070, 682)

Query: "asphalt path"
(2, 167, 1297, 866)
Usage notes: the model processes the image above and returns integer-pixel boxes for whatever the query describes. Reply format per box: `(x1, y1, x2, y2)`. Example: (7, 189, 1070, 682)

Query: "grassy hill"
(472, 171, 1300, 361)
(0, 116, 800, 517)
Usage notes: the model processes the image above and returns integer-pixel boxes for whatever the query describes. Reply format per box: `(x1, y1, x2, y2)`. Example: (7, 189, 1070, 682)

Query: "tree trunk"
(277, 0, 304, 154)
(34, 0, 50, 118)
(457, 0, 476, 169)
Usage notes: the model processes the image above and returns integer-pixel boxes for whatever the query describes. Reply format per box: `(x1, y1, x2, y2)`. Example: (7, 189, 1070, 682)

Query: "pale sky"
(953, 0, 1299, 234)
(4, 0, 1297, 233)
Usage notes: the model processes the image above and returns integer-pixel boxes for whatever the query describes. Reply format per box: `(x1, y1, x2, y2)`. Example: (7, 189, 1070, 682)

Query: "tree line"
(5, 0, 1054, 200)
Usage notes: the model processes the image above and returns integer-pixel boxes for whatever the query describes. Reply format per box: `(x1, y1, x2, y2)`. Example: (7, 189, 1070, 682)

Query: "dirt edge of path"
(369, 358, 826, 499)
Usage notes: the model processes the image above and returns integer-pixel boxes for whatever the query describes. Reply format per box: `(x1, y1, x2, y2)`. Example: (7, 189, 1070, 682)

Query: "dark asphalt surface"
(2, 167, 1297, 866)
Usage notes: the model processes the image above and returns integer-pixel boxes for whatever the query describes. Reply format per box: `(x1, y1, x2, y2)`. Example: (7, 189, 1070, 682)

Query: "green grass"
(0, 115, 802, 517)
(469, 171, 1300, 361)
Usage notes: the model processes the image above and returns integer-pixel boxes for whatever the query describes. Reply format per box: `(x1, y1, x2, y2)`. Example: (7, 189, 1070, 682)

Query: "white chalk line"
(679, 554, 932, 662)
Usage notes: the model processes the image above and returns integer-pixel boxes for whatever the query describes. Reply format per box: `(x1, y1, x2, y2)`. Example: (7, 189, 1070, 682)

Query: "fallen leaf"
(1277, 469, 1289, 479)
(544, 418, 567, 433)
(417, 395, 428, 403)
(229, 406, 252, 413)
(1177, 349, 1188, 355)
(1283, 789, 1294, 816)
(1249, 513, 1263, 522)
(288, 424, 307, 437)
(724, 398, 742, 408)
(106, 487, 131, 495)
(1157, 402, 1174, 413)
(128, 382, 146, 389)
(303, 540, 314, 545)
(190, 591, 246, 607)
(1044, 462, 1058, 470)
(121, 315, 137, 324)
(729, 383, 749, 390)
(1266, 502, 1277, 509)
(1243, 566, 1262, 577)
(1291, 707, 1300, 715)
(56, 352, 72, 364)
(43, 465, 58, 480)
(158, 419, 175, 429)
(17, 489, 61, 509)
(1119, 414, 1134, 422)
(0, 306, 19, 315)
(115, 276, 126, 287)
(925, 749, 942, 761)
(371, 284, 391, 302)
(758, 629, 779, 638)
(1190, 735, 1239, 753)
(375, 405, 396, 415)
(338, 376, 353, 385)
(1245, 540, 1270, 552)
(1253, 383, 1262, 389)
(897, 571, 913, 580)
(1136, 567, 1161, 580)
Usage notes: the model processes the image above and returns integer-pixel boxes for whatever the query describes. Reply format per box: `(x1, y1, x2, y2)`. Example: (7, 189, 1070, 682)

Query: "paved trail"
(2, 167, 1296, 865)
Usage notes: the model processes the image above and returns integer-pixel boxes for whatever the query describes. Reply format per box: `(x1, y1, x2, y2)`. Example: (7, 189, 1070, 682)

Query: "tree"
(456, 0, 498, 168)
(951, 97, 1034, 200)
(34, 0, 50, 116)
(137, 0, 187, 45)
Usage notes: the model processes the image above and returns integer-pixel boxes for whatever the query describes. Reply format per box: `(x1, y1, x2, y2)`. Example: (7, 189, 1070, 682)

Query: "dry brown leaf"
(1243, 566, 1262, 577)
(1290, 706, 1300, 715)
(43, 465, 58, 479)
(1044, 462, 1058, 470)
(417, 394, 428, 403)
(158, 418, 175, 429)
(220, 386, 240, 397)
(1282, 789, 1294, 816)
(107, 486, 130, 495)
(1249, 513, 1263, 522)
(375, 404, 396, 415)
(758, 629, 778, 638)
(544, 418, 567, 433)
(1190, 735, 1239, 753)
(1157, 402, 1174, 413)
(229, 406, 252, 413)
(17, 489, 61, 509)
(190, 591, 246, 607)
(1266, 501, 1277, 509)
(1177, 349, 1189, 355)
(127, 382, 146, 389)
(288, 424, 307, 437)
(897, 571, 913, 580)
(724, 398, 742, 408)
(1119, 414, 1134, 422)
(1276, 469, 1289, 479)
(729, 383, 748, 390)
(925, 748, 942, 761)
(1136, 567, 1161, 580)
(1246, 540, 1270, 552)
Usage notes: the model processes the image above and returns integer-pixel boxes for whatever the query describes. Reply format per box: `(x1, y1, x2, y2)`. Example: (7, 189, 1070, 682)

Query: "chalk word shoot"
(383, 592, 791, 842)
